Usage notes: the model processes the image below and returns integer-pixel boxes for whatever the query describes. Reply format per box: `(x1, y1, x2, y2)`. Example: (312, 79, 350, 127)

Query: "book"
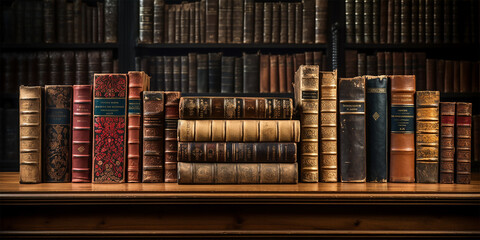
(173, 56, 181, 91)
(87, 51, 100, 85)
(400, 0, 411, 43)
(104, 0, 118, 43)
(302, 0, 315, 44)
(260, 54, 270, 93)
(153, 0, 165, 43)
(440, 102, 455, 184)
(92, 74, 128, 183)
(280, 2, 288, 44)
(188, 53, 197, 93)
(44, 85, 72, 183)
(221, 56, 235, 93)
(243, 53, 260, 93)
(456, 102, 472, 184)
(232, 0, 243, 43)
(345, 0, 355, 43)
(208, 53, 221, 93)
(196, 54, 208, 93)
(278, 55, 287, 93)
(43, 0, 55, 43)
(72, 85, 92, 183)
(315, 0, 328, 44)
(75, 51, 87, 85)
(354, 0, 364, 43)
(269, 55, 279, 93)
(164, 91, 180, 183)
(218, 0, 228, 43)
(234, 57, 243, 93)
(287, 3, 295, 44)
(19, 86, 42, 184)
(143, 91, 165, 183)
(138, 0, 153, 44)
(177, 162, 298, 184)
(390, 75, 416, 182)
(345, 50, 358, 78)
(206, 0, 218, 43)
(181, 55, 189, 92)
(416, 91, 440, 183)
(295, 2, 302, 43)
(263, 2, 272, 44)
(244, 0, 255, 43)
(364, 0, 373, 44)
(271, 2, 280, 43)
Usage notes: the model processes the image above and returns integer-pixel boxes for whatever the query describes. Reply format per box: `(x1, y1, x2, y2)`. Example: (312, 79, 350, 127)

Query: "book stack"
(176, 97, 300, 184)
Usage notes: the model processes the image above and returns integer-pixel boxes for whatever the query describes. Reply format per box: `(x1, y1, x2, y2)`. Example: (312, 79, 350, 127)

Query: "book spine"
(218, 0, 227, 43)
(364, 0, 372, 44)
(440, 102, 455, 184)
(56, 0, 67, 43)
(234, 57, 243, 93)
(138, 0, 154, 44)
(260, 54, 270, 93)
(443, 0, 451, 43)
(345, 0, 355, 43)
(206, 0, 218, 43)
(92, 74, 128, 183)
(456, 102, 472, 184)
(97, 2, 104, 43)
(366, 55, 377, 75)
(411, 0, 418, 43)
(74, 51, 87, 85)
(280, 2, 288, 44)
(181, 56, 189, 93)
(418, 0, 425, 43)
(100, 50, 113, 73)
(436, 59, 445, 92)
(287, 3, 295, 44)
(86, 6, 92, 43)
(197, 54, 209, 93)
(345, 50, 358, 78)
(178, 162, 298, 184)
(164, 92, 180, 183)
(180, 3, 188, 44)
(269, 55, 279, 93)
(44, 0, 55, 43)
(232, 0, 243, 43)
(460, 61, 471, 93)
(271, 3, 280, 43)
(243, 53, 260, 93)
(400, 0, 411, 44)
(302, 0, 315, 44)
(173, 56, 181, 91)
(188, 53, 197, 93)
(72, 85, 92, 183)
(48, 51, 61, 85)
(19, 86, 42, 184)
(357, 53, 366, 76)
(295, 2, 303, 44)
(286, 55, 294, 93)
(221, 56, 235, 93)
(393, 0, 400, 43)
(319, 71, 338, 182)
(278, 55, 287, 93)
(92, 6, 98, 44)
(87, 51, 101, 85)
(244, 0, 254, 43)
(425, 0, 433, 43)
(433, 0, 442, 43)
(263, 2, 272, 44)
(156, 56, 165, 90)
(392, 52, 404, 75)
(189, 3, 195, 43)
(208, 52, 222, 93)
(354, 0, 364, 43)
(153, 0, 164, 43)
(44, 85, 72, 183)
(315, 0, 327, 44)
(104, 0, 117, 43)
(63, 52, 75, 85)
(143, 91, 164, 183)
(195, 2, 200, 43)
(34, 1, 44, 43)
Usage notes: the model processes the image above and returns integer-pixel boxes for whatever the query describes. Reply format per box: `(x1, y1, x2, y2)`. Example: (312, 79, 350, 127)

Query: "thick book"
(278, 55, 287, 93)
(232, 0, 243, 43)
(390, 75, 416, 182)
(181, 56, 189, 93)
(178, 162, 298, 184)
(173, 56, 181, 91)
(72, 85, 92, 183)
(44, 0, 55, 43)
(339, 77, 366, 182)
(345, 0, 355, 43)
(164, 92, 181, 183)
(44, 85, 72, 183)
(295, 2, 303, 43)
(319, 71, 338, 182)
(269, 55, 279, 93)
(206, 0, 218, 43)
(243, 53, 260, 93)
(178, 142, 297, 163)
(178, 120, 300, 142)
(104, 0, 117, 43)
(416, 91, 440, 183)
(354, 0, 364, 43)
(197, 54, 208, 93)
(263, 2, 272, 43)
(288, 3, 295, 44)
(208, 52, 222, 93)
(456, 102, 472, 184)
(345, 50, 358, 78)
(400, 0, 411, 43)
(244, 0, 255, 43)
(19, 86, 42, 184)
(221, 56, 235, 93)
(286, 55, 294, 92)
(315, 0, 327, 44)
(87, 51, 100, 85)
(280, 2, 287, 43)
(234, 57, 243, 93)
(188, 53, 197, 93)
(62, 52, 74, 85)
(271, 2, 280, 43)
(74, 51, 88, 85)
(302, 0, 315, 44)
(153, 0, 165, 43)
(260, 54, 270, 93)
(366, 76, 388, 182)
(294, 65, 319, 183)
(143, 91, 165, 183)
(138, 0, 154, 44)
(440, 102, 455, 184)
(364, 0, 373, 44)
(92, 74, 128, 183)
(218, 0, 228, 43)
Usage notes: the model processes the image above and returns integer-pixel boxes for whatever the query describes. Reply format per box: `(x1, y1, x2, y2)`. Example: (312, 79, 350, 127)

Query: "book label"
(302, 91, 318, 99)
(128, 99, 141, 114)
(46, 109, 70, 125)
(94, 99, 126, 116)
(391, 106, 415, 133)
(340, 102, 365, 113)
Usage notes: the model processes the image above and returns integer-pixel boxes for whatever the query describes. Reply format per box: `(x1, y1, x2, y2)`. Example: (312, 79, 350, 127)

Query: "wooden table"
(1, 172, 479, 239)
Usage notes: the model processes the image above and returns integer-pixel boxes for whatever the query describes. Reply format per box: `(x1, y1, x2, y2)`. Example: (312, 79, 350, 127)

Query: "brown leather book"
(305, 52, 314, 65)
(232, 0, 243, 43)
(357, 53, 366, 76)
(164, 91, 180, 183)
(278, 55, 287, 93)
(252, 1, 262, 43)
(87, 51, 100, 85)
(166, 5, 174, 43)
(19, 86, 42, 184)
(384, 51, 393, 75)
(440, 102, 455, 184)
(138, 0, 153, 44)
(416, 91, 440, 183)
(425, 0, 433, 43)
(92, 5, 98, 43)
(295, 65, 319, 182)
(181, 56, 189, 93)
(345, 50, 358, 78)
(260, 54, 270, 93)
(392, 52, 404, 75)
(444, 60, 454, 93)
(27, 54, 38, 86)
(288, 3, 295, 44)
(393, 0, 400, 43)
(286, 55, 294, 93)
(460, 61, 471, 93)
(195, 1, 201, 43)
(173, 56, 181, 91)
(243, 53, 260, 93)
(72, 85, 92, 183)
(226, 0, 233, 43)
(387, 0, 394, 43)
(86, 6, 92, 43)
(271, 2, 280, 43)
(294, 53, 305, 73)
(416, 52, 427, 91)
(200, 0, 206, 43)
(62, 51, 75, 85)
(218, 0, 227, 43)
(56, 0, 67, 43)
(372, 0, 379, 43)
(456, 102, 472, 184)
(345, 0, 355, 43)
(153, 0, 165, 43)
(178, 120, 301, 143)
(206, 0, 218, 43)
(222, 56, 238, 93)
(269, 55, 279, 93)
(302, 0, 315, 44)
(367, 55, 377, 75)
(432, 0, 442, 43)
(379, 0, 388, 43)
(364, 0, 373, 44)
(436, 59, 445, 92)
(377, 52, 385, 75)
(354, 0, 364, 43)
(179, 97, 293, 120)
(178, 162, 298, 184)
(48, 52, 61, 85)
(313, 51, 322, 66)
(234, 57, 243, 93)
(411, 0, 418, 43)
(74, 51, 87, 85)
(418, 0, 425, 43)
(295, 2, 303, 43)
(280, 2, 288, 44)
(180, 3, 189, 44)
(263, 2, 272, 44)
(404, 52, 413, 75)
(315, 0, 328, 44)
(400, 0, 411, 44)
(390, 75, 416, 183)
(188, 53, 197, 93)
(97, 2, 104, 43)
(44, 0, 55, 43)
(104, 0, 117, 43)
(143, 91, 165, 183)
(453, 60, 460, 92)
(100, 50, 113, 73)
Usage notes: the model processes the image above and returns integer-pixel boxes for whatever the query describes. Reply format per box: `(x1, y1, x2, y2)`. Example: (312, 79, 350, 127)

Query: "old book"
(56, 0, 67, 43)
(379, 0, 387, 43)
(206, 0, 218, 43)
(153, 0, 164, 43)
(195, 1, 200, 43)
(232, 0, 243, 43)
(294, 65, 319, 182)
(33, 1, 44, 43)
(357, 53, 366, 76)
(62, 52, 74, 85)
(218, 0, 228, 43)
(104, 0, 117, 43)
(44, 85, 72, 183)
(17, 54, 28, 86)
(436, 59, 445, 92)
(208, 52, 222, 93)
(280, 2, 287, 43)
(92, 74, 128, 183)
(178, 142, 297, 163)
(295, 2, 303, 43)
(166, 5, 174, 43)
(302, 0, 315, 44)
(19, 86, 42, 184)
(243, 53, 260, 93)
(460, 61, 471, 93)
(260, 54, 270, 93)
(178, 120, 300, 142)
(48, 52, 61, 85)
(294, 53, 306, 74)
(400, 0, 411, 43)
(418, 0, 425, 43)
(138, 0, 153, 44)
(225, 0, 232, 43)
(97, 2, 104, 42)
(173, 56, 181, 91)
(432, 0, 442, 43)
(43, 0, 55, 43)
(92, 7, 98, 43)
(188, 53, 197, 93)
(156, 56, 165, 90)
(197, 54, 208, 93)
(416, 91, 440, 183)
(313, 51, 322, 66)
(164, 92, 180, 183)
(451, 0, 458, 43)
(390, 75, 416, 182)
(287, 3, 295, 44)
(234, 57, 243, 93)
(345, 0, 355, 43)
(74, 51, 87, 85)
(456, 102, 472, 184)
(143, 91, 165, 183)
(372, 0, 379, 43)
(72, 85, 92, 183)
(319, 71, 338, 182)
(100, 50, 113, 73)
(364, 0, 373, 44)
(416, 52, 427, 91)
(425, 0, 433, 43)
(339, 77, 366, 182)
(385, 51, 393, 75)
(221, 56, 235, 93)
(345, 50, 358, 78)
(271, 2, 280, 43)
(367, 55, 377, 75)
(87, 51, 101, 85)
(269, 55, 279, 93)
(411, 0, 418, 43)
(181, 56, 189, 93)
(444, 60, 454, 93)
(200, 0, 206, 42)
(315, 0, 327, 44)
(175, 5, 181, 43)
(404, 52, 413, 75)
(286, 55, 294, 93)
(366, 76, 388, 182)
(86, 6, 92, 43)
(305, 52, 313, 65)
(442, 0, 451, 43)
(189, 3, 195, 43)
(278, 55, 287, 93)
(440, 102, 455, 184)
(263, 2, 272, 44)
(354, 0, 364, 43)
(392, 52, 404, 75)
(253, 2, 263, 43)
(393, 0, 400, 43)
(178, 162, 298, 184)
(244, 0, 254, 43)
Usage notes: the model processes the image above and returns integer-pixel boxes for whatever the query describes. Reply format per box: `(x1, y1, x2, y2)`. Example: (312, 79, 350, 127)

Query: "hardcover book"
(440, 102, 455, 184)
(164, 91, 181, 183)
(456, 102, 472, 184)
(143, 91, 165, 183)
(72, 85, 93, 183)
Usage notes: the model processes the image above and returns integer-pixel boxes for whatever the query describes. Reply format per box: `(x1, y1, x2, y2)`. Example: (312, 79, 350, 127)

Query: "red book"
(72, 85, 93, 183)
(164, 91, 181, 183)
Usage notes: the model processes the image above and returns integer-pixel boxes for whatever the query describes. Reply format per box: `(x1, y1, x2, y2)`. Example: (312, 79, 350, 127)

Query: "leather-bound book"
(47, 52, 61, 85)
(127, 71, 150, 183)
(390, 75, 416, 182)
(19, 86, 42, 184)
(271, 2, 280, 43)
(181, 56, 189, 93)
(81, 2, 87, 42)
(97, 2, 104, 43)
(294, 65, 319, 182)
(354, 0, 364, 43)
(416, 52, 427, 90)
(200, 0, 207, 42)
(411, 0, 418, 43)
(339, 77, 366, 182)
(392, 52, 404, 75)
(357, 53, 366, 76)
(424, 0, 433, 43)
(62, 51, 74, 85)
(74, 52, 86, 84)
(73, 0, 82, 43)
(253, 2, 263, 44)
(189, 3, 195, 43)
(286, 55, 294, 93)
(178, 162, 298, 184)
(208, 52, 222, 93)
(180, 3, 189, 44)
(138, 0, 153, 44)
(148, 57, 157, 90)
(404, 52, 413, 75)
(142, 91, 164, 182)
(234, 57, 243, 93)
(232, 0, 243, 43)
(280, 2, 288, 44)
(92, 6, 98, 43)
(92, 74, 127, 183)
(188, 53, 197, 93)
(313, 51, 322, 66)
(377, 52, 385, 75)
(86, 6, 93, 43)
(319, 71, 338, 182)
(363, 0, 373, 44)
(263, 2, 272, 44)
(72, 85, 92, 183)
(345, 50, 358, 78)
(287, 3, 295, 44)
(104, 0, 117, 43)
(195, 1, 201, 43)
(400, 0, 411, 44)
(302, 0, 315, 44)
(24, 1, 34, 42)
(178, 142, 297, 163)
(453, 61, 460, 92)
(56, 0, 67, 43)
(43, 0, 55, 43)
(27, 54, 38, 86)
(17, 54, 27, 87)
(164, 91, 180, 183)
(226, 0, 233, 43)
(13, 0, 24, 43)
(379, 0, 387, 43)
(166, 5, 174, 43)
(442, 0, 451, 43)
(197, 54, 208, 93)
(87, 51, 101, 85)
(436, 59, 445, 92)
(305, 52, 313, 65)
(418, 0, 425, 43)
(460, 61, 471, 93)
(456, 102, 472, 184)
(244, 0, 254, 43)
(206, 0, 218, 43)
(451, 0, 458, 43)
(179, 97, 293, 120)
(243, 53, 260, 93)
(221, 56, 235, 93)
(269, 55, 279, 93)
(260, 54, 270, 93)
(416, 91, 440, 183)
(173, 56, 181, 91)
(367, 55, 377, 75)
(174, 5, 181, 43)
(156, 56, 165, 90)
(387, 0, 394, 43)
(432, 0, 442, 43)
(44, 85, 72, 183)
(294, 53, 306, 74)
(440, 102, 455, 184)
(278, 55, 287, 93)
(372, 0, 379, 43)
(315, 0, 327, 44)
(444, 60, 454, 92)
(178, 120, 301, 142)
(345, 0, 355, 43)
(295, 2, 303, 44)
(33, 1, 44, 43)
(153, 0, 164, 43)
(100, 50, 113, 73)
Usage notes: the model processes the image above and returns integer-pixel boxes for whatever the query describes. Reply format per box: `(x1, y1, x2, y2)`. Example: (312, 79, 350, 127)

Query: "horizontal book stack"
(138, 0, 328, 44)
(2, 0, 118, 44)
(426, 59, 480, 93)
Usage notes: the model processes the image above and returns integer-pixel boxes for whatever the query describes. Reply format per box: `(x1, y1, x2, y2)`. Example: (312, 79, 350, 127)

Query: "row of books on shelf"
(135, 51, 327, 93)
(345, 0, 479, 44)
(138, 0, 328, 45)
(2, 0, 118, 44)
(345, 50, 480, 93)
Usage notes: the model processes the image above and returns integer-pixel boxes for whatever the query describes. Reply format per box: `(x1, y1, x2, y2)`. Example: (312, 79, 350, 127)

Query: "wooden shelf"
(136, 43, 328, 50)
(344, 43, 480, 51)
(1, 43, 119, 50)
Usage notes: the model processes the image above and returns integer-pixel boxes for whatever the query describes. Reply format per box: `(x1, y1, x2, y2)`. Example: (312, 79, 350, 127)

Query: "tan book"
(456, 102, 472, 184)
(319, 70, 337, 182)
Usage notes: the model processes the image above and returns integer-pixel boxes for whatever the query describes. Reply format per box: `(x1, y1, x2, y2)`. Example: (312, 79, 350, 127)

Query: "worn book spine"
(166, 5, 174, 43)
(366, 55, 377, 75)
(143, 91, 164, 183)
(415, 91, 440, 183)
(436, 59, 445, 92)
(244, 0, 254, 43)
(302, 0, 315, 44)
(243, 53, 260, 93)
(315, 0, 327, 44)
(287, 3, 295, 44)
(269, 55, 279, 93)
(345, 0, 355, 43)
(197, 54, 208, 93)
(139, 0, 154, 44)
(390, 75, 416, 182)
(354, 0, 364, 43)
(234, 57, 243, 93)
(440, 102, 455, 184)
(218, 0, 227, 43)
(188, 53, 197, 93)
(43, 0, 55, 43)
(364, 0, 372, 44)
(189, 3, 195, 43)
(74, 51, 87, 85)
(254, 2, 264, 43)
(460, 61, 471, 93)
(97, 2, 104, 42)
(62, 52, 75, 85)
(178, 162, 298, 184)
(260, 54, 270, 93)
(263, 2, 272, 44)
(48, 52, 61, 85)
(44, 85, 72, 183)
(181, 56, 189, 93)
(156, 56, 165, 90)
(104, 0, 117, 43)
(180, 3, 188, 44)
(19, 86, 42, 184)
(178, 120, 300, 143)
(278, 55, 287, 93)
(411, 0, 418, 43)
(345, 50, 358, 78)
(295, 2, 303, 43)
(294, 65, 319, 182)
(92, 74, 127, 183)
(173, 56, 181, 91)
(319, 71, 337, 182)
(286, 55, 294, 93)
(400, 0, 411, 44)
(56, 0, 67, 43)
(444, 60, 454, 93)
(280, 2, 288, 44)
(164, 92, 180, 183)
(206, 0, 218, 43)
(271, 2, 280, 43)
(357, 53, 366, 76)
(372, 0, 379, 43)
(87, 51, 101, 85)
(153, 0, 164, 43)
(174, 5, 181, 43)
(456, 102, 472, 184)
(208, 53, 222, 93)
(232, 0, 243, 43)
(221, 56, 235, 93)
(100, 50, 113, 73)
(418, 0, 425, 43)
(72, 85, 92, 183)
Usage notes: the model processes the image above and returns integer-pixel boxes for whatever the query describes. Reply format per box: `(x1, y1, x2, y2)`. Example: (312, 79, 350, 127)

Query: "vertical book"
(456, 102, 472, 184)
(319, 71, 338, 182)
(143, 91, 165, 183)
(72, 85, 93, 183)
(440, 102, 455, 184)
(164, 92, 181, 183)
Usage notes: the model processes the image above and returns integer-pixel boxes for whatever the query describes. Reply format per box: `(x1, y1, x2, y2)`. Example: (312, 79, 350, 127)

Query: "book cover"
(164, 91, 181, 183)
(440, 102, 455, 184)
(143, 91, 165, 183)
(456, 102, 472, 184)
(72, 85, 93, 183)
